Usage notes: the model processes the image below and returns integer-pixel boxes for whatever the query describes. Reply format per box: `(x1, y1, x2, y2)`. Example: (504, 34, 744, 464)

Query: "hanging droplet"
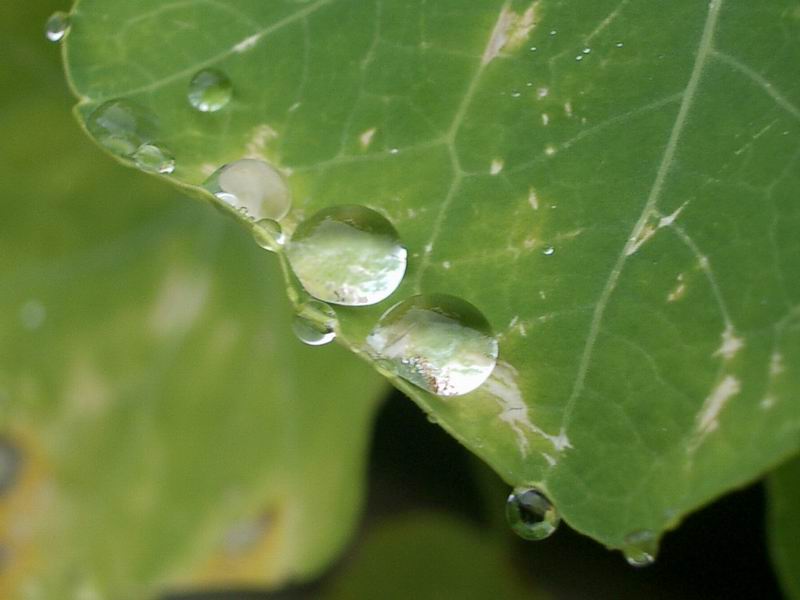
(292, 299, 337, 346)
(132, 143, 175, 174)
(252, 219, 285, 252)
(287, 205, 407, 306)
(45, 11, 70, 42)
(506, 486, 560, 541)
(205, 159, 291, 222)
(86, 99, 158, 157)
(622, 530, 658, 567)
(365, 294, 498, 397)
(188, 69, 233, 113)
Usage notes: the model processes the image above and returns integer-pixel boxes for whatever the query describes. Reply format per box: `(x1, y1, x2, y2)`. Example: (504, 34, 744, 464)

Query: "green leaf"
(323, 512, 546, 600)
(62, 0, 800, 553)
(0, 2, 385, 597)
(768, 457, 800, 600)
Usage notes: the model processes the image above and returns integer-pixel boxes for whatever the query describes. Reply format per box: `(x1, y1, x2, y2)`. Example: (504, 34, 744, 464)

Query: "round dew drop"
(506, 487, 560, 541)
(205, 159, 292, 222)
(188, 69, 233, 113)
(286, 205, 407, 307)
(292, 299, 337, 346)
(133, 143, 175, 174)
(252, 219, 285, 252)
(622, 530, 658, 567)
(45, 11, 70, 42)
(365, 294, 498, 397)
(86, 99, 158, 158)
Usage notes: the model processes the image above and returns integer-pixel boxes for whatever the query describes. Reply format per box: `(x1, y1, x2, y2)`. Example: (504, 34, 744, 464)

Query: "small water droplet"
(132, 143, 175, 174)
(426, 414, 439, 424)
(292, 299, 337, 346)
(287, 205, 407, 306)
(188, 69, 233, 112)
(575, 55, 584, 62)
(582, 47, 591, 54)
(366, 294, 498, 397)
(389, 148, 400, 155)
(86, 99, 158, 158)
(45, 11, 70, 42)
(205, 159, 291, 222)
(549, 30, 557, 36)
(510, 90, 522, 98)
(529, 46, 538, 52)
(252, 219, 285, 252)
(623, 530, 658, 567)
(506, 487, 560, 541)
(616, 42, 625, 48)
(543, 246, 555, 256)
(0, 438, 22, 496)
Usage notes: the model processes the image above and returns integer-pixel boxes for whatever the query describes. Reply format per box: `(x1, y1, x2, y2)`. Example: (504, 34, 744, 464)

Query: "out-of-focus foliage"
(0, 1, 385, 597)
(768, 457, 800, 600)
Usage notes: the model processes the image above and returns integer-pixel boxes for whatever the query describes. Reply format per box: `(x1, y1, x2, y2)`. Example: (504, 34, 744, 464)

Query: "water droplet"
(366, 294, 498, 397)
(205, 159, 291, 222)
(132, 143, 175, 174)
(252, 219, 284, 252)
(45, 11, 70, 42)
(426, 414, 439, 424)
(86, 99, 158, 157)
(575, 55, 584, 62)
(506, 487, 560, 540)
(582, 47, 591, 54)
(529, 46, 538, 52)
(623, 530, 658, 567)
(389, 148, 400, 155)
(549, 30, 557, 36)
(543, 246, 555, 256)
(0, 439, 22, 496)
(188, 68, 233, 112)
(287, 205, 407, 306)
(292, 299, 337, 346)
(510, 90, 521, 98)
(616, 42, 625, 48)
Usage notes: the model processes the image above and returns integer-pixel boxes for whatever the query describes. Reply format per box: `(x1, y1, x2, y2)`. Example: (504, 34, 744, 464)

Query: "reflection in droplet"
(45, 11, 70, 42)
(133, 143, 175, 174)
(623, 530, 658, 567)
(506, 487, 560, 540)
(188, 69, 233, 113)
(292, 299, 337, 346)
(365, 294, 498, 397)
(287, 205, 407, 306)
(86, 99, 158, 158)
(205, 159, 291, 222)
(252, 219, 285, 252)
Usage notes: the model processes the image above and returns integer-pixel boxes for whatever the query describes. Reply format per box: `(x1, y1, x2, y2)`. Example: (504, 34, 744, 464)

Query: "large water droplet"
(45, 11, 70, 42)
(205, 159, 291, 222)
(133, 143, 175, 174)
(292, 299, 337, 346)
(86, 99, 157, 157)
(252, 219, 285, 252)
(506, 486, 560, 541)
(188, 69, 233, 112)
(622, 530, 658, 567)
(365, 294, 498, 396)
(287, 205, 407, 307)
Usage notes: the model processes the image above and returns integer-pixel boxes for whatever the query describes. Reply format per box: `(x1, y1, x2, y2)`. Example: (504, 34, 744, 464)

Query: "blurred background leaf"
(0, 1, 385, 597)
(768, 456, 800, 600)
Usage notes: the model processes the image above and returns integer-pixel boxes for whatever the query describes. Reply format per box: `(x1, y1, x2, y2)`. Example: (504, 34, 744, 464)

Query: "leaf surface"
(62, 0, 800, 551)
(0, 2, 385, 596)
